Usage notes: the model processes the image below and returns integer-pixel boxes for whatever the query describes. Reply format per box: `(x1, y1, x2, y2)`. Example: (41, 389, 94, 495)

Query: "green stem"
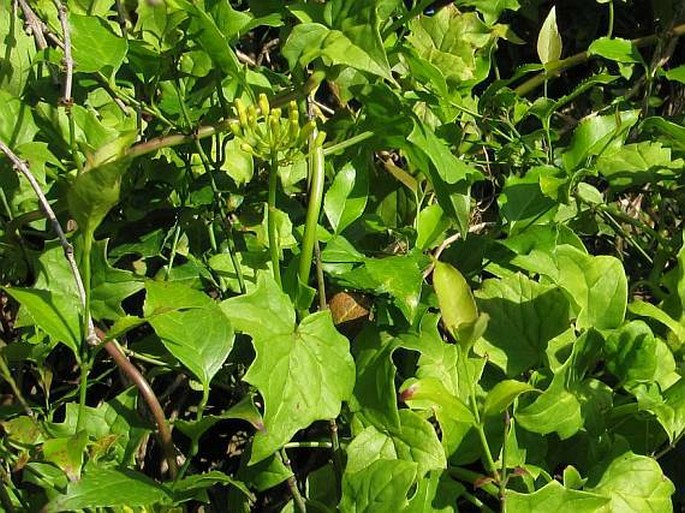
(297, 138, 325, 291)
(76, 360, 90, 432)
(499, 411, 511, 503)
(164, 223, 181, 280)
(280, 449, 307, 513)
(76, 235, 93, 432)
(284, 441, 333, 449)
(322, 131, 374, 156)
(268, 153, 282, 288)
(514, 23, 685, 96)
(67, 106, 84, 174)
(462, 348, 498, 478)
(607, 1, 614, 38)
(448, 467, 500, 499)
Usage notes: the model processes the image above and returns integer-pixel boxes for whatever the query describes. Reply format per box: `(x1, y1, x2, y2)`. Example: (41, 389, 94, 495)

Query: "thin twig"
(0, 140, 178, 478)
(236, 49, 256, 67)
(126, 71, 327, 160)
(0, 140, 87, 309)
(114, 0, 127, 38)
(423, 222, 493, 279)
(100, 335, 178, 478)
(18, 0, 47, 50)
(53, 0, 73, 104)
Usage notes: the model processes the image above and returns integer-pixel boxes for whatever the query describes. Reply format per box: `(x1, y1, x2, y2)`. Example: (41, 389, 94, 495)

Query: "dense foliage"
(1, 0, 685, 511)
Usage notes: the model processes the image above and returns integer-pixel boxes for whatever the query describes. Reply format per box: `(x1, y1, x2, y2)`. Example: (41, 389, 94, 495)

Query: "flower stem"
(297, 133, 325, 290)
(268, 153, 282, 288)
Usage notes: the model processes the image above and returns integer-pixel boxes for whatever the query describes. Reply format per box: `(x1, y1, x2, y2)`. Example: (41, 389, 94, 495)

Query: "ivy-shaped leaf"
(220, 273, 355, 463)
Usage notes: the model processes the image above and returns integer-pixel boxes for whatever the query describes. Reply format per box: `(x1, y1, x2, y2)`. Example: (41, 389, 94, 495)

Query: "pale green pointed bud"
(269, 116, 281, 144)
(314, 130, 327, 148)
(270, 108, 282, 122)
(240, 142, 254, 154)
(258, 93, 270, 117)
(288, 101, 299, 123)
(298, 120, 317, 146)
(235, 99, 247, 128)
(288, 119, 300, 144)
(229, 120, 242, 138)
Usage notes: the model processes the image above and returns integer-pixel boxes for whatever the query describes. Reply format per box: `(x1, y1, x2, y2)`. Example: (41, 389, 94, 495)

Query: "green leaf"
(144, 281, 234, 389)
(221, 138, 254, 186)
(407, 5, 499, 90)
(587, 452, 675, 512)
(627, 300, 685, 350)
(172, 471, 253, 503)
(220, 273, 355, 463)
(483, 380, 535, 416)
(324, 159, 369, 234)
(167, 0, 244, 81)
(68, 156, 132, 240)
(391, 409, 447, 478)
(507, 480, 610, 512)
(537, 6, 562, 65)
(282, 20, 392, 80)
(474, 273, 570, 376)
(641, 117, 685, 151)
(416, 204, 450, 250)
(588, 37, 642, 63)
(340, 459, 417, 513)
(499, 166, 559, 234)
(516, 374, 583, 439)
(404, 469, 464, 513)
(562, 110, 640, 171)
(550, 245, 627, 330)
(349, 327, 401, 431)
(604, 321, 657, 387)
(69, 14, 128, 73)
(636, 380, 685, 443)
(407, 121, 482, 186)
(400, 377, 475, 426)
(42, 431, 88, 481)
(364, 253, 424, 322)
(45, 467, 171, 512)
(0, 7, 37, 96)
(3, 287, 81, 357)
(0, 89, 38, 146)
(90, 239, 144, 321)
(664, 65, 685, 84)
(596, 141, 682, 188)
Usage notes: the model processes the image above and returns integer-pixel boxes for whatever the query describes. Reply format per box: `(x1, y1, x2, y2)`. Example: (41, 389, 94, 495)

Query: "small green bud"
(258, 93, 270, 117)
(313, 130, 327, 148)
(270, 108, 282, 122)
(288, 119, 300, 145)
(288, 101, 299, 123)
(229, 120, 242, 138)
(235, 99, 247, 128)
(240, 142, 254, 154)
(298, 120, 317, 146)
(269, 116, 281, 144)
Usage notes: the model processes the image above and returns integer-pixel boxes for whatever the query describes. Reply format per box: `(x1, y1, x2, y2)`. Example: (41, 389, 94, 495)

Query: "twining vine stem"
(0, 140, 178, 479)
(515, 23, 685, 96)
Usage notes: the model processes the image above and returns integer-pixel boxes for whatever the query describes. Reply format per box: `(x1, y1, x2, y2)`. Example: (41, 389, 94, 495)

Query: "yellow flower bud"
(258, 93, 270, 117)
